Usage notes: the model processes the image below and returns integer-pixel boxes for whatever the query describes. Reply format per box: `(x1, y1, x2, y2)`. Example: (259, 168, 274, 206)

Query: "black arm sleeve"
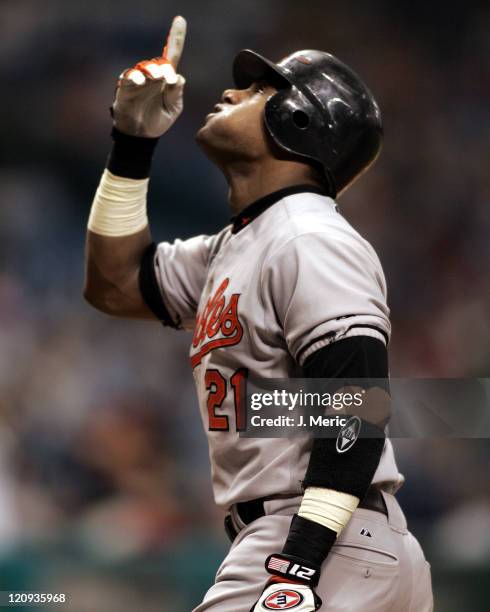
(302, 335, 388, 497)
(281, 336, 389, 565)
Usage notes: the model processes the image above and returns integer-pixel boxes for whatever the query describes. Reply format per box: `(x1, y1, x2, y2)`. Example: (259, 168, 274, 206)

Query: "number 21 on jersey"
(205, 369, 247, 432)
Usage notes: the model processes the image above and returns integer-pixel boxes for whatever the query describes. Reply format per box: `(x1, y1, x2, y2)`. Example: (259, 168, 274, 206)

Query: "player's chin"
(195, 116, 222, 150)
(195, 123, 209, 145)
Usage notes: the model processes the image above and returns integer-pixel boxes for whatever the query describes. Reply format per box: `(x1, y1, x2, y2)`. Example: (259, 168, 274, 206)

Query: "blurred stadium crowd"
(0, 0, 488, 610)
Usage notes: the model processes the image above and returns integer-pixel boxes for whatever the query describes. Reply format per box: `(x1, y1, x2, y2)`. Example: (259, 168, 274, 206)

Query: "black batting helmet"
(233, 49, 383, 197)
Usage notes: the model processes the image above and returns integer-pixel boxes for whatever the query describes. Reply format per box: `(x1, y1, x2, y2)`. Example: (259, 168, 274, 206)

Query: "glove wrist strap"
(265, 553, 321, 587)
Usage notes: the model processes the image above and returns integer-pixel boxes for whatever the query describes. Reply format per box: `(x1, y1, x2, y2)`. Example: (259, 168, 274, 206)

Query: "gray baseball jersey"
(150, 188, 403, 509)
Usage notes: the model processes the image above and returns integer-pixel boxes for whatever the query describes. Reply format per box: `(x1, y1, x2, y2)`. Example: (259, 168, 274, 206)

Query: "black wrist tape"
(107, 127, 159, 179)
(282, 514, 337, 568)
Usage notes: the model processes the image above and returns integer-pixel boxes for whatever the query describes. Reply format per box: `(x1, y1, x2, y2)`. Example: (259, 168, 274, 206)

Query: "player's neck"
(225, 160, 322, 214)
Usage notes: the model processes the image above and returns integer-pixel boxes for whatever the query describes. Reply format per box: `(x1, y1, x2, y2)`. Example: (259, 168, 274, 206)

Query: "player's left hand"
(112, 15, 187, 138)
(251, 579, 322, 611)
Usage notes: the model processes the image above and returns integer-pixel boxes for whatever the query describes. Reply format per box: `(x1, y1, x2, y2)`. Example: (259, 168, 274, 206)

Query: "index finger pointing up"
(162, 15, 187, 69)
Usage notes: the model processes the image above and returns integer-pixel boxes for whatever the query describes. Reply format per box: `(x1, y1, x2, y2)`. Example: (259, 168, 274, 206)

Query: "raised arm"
(84, 16, 187, 319)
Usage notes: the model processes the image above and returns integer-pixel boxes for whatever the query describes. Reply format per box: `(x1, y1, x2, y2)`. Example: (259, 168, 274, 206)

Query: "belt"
(225, 485, 387, 543)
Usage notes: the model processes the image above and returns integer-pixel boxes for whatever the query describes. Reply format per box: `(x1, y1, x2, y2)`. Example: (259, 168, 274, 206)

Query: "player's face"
(196, 80, 277, 163)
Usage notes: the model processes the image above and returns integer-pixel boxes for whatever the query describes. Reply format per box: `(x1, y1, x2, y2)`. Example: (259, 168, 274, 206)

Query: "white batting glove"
(252, 582, 322, 611)
(112, 15, 187, 138)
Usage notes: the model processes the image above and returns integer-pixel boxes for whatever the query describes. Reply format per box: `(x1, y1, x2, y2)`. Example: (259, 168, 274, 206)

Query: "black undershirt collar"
(230, 184, 330, 234)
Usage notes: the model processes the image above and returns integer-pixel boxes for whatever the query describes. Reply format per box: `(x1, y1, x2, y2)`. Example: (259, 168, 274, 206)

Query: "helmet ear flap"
(264, 87, 334, 190)
(264, 87, 320, 158)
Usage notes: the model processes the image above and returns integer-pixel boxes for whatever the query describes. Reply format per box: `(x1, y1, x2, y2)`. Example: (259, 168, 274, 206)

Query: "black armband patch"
(138, 243, 181, 329)
(107, 127, 159, 179)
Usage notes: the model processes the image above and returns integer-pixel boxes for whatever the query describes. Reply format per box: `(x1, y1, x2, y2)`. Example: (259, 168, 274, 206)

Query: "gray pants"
(194, 491, 433, 612)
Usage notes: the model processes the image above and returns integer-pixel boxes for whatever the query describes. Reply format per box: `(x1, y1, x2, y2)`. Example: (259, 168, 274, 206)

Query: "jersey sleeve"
(261, 230, 391, 365)
(139, 233, 216, 331)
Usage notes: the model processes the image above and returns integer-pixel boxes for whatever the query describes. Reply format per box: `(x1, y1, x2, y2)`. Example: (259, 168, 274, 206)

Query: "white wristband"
(298, 487, 360, 534)
(88, 169, 149, 237)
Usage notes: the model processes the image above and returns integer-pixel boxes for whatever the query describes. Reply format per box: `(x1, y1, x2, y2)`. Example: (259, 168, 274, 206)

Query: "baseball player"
(84, 16, 433, 612)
